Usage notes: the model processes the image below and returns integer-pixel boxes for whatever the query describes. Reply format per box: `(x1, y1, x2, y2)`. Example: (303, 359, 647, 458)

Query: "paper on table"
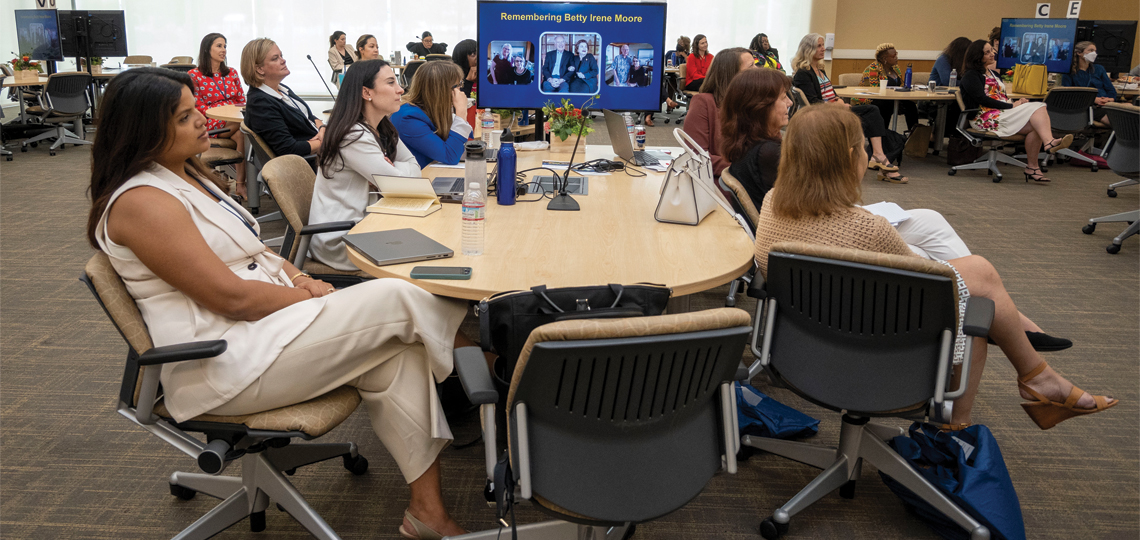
(426, 163, 466, 169)
(859, 201, 912, 226)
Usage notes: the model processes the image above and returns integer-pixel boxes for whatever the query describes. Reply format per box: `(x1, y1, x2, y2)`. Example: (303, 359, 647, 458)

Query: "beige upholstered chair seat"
(152, 386, 360, 438)
(201, 147, 243, 164)
(718, 170, 759, 226)
(837, 73, 862, 87)
(966, 128, 1026, 141)
(302, 260, 371, 278)
(210, 138, 238, 149)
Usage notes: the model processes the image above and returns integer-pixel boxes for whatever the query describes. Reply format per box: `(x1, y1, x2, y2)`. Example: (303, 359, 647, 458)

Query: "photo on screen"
(538, 32, 601, 95)
(1002, 37, 1020, 59)
(1048, 39, 1071, 61)
(606, 43, 655, 88)
(14, 10, 63, 61)
(1020, 33, 1049, 64)
(486, 41, 535, 86)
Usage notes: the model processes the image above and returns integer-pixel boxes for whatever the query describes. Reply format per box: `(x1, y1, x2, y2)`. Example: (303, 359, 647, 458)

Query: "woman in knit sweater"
(753, 104, 1117, 430)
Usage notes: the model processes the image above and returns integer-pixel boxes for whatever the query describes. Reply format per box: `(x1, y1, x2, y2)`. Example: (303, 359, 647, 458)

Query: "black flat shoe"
(988, 331, 1073, 352)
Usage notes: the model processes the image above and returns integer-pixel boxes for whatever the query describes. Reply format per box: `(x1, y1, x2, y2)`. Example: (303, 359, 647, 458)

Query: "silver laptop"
(342, 228, 453, 266)
(602, 109, 661, 166)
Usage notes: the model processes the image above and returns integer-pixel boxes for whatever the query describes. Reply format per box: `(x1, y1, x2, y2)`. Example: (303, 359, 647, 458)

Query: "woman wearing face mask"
(959, 39, 1072, 182)
(1062, 41, 1117, 125)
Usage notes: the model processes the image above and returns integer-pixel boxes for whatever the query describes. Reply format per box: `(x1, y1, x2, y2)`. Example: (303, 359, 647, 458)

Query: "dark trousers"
(871, 99, 919, 131)
(851, 104, 887, 139)
(684, 79, 703, 92)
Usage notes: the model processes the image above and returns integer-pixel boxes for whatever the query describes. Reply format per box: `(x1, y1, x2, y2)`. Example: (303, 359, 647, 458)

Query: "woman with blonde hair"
(791, 33, 908, 183)
(753, 103, 1117, 430)
(390, 61, 473, 167)
(241, 38, 324, 158)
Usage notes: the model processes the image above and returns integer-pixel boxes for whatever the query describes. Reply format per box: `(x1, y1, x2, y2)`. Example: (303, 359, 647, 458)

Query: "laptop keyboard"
(432, 178, 465, 193)
(632, 151, 660, 166)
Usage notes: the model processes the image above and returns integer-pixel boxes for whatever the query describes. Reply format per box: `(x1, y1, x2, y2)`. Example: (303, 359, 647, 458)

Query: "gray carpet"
(1, 117, 1137, 539)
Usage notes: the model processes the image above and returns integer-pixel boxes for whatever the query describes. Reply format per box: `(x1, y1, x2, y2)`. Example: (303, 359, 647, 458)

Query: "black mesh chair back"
(44, 72, 92, 116)
(1104, 105, 1139, 176)
(763, 250, 958, 415)
(1044, 87, 1098, 131)
(403, 60, 426, 85)
(510, 317, 749, 523)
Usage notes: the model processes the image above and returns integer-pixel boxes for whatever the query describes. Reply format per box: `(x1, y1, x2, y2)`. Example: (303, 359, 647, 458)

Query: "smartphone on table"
(410, 266, 473, 280)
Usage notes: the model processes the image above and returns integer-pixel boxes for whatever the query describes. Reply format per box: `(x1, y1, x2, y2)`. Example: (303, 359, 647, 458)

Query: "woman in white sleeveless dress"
(87, 68, 469, 539)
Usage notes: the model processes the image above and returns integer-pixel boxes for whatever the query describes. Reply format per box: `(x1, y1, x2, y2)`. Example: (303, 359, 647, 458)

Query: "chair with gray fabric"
(1040, 87, 1100, 170)
(742, 242, 995, 540)
(80, 253, 369, 540)
(1082, 103, 1140, 254)
(261, 154, 370, 288)
(947, 90, 1028, 182)
(447, 308, 751, 540)
(21, 72, 93, 156)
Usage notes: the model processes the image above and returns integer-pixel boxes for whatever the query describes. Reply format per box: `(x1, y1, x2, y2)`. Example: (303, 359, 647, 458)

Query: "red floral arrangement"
(10, 53, 41, 72)
(542, 97, 595, 142)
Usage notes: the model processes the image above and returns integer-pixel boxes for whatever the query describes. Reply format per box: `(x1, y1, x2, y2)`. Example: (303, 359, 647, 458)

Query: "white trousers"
(210, 278, 468, 484)
(896, 209, 971, 261)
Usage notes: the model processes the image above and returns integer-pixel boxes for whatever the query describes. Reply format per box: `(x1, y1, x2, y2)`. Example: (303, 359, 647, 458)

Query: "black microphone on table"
(306, 54, 337, 100)
(547, 107, 588, 211)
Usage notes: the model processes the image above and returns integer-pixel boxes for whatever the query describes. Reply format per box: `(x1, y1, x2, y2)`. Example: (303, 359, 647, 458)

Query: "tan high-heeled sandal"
(868, 157, 899, 172)
(399, 510, 444, 540)
(1042, 134, 1074, 154)
(1017, 363, 1118, 430)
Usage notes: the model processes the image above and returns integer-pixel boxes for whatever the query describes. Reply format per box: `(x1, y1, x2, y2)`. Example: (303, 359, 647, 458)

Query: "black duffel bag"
(477, 283, 673, 378)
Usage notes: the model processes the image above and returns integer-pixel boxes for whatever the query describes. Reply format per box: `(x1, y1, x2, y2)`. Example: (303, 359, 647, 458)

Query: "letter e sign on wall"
(1036, 3, 1051, 17)
(1066, 1, 1082, 18)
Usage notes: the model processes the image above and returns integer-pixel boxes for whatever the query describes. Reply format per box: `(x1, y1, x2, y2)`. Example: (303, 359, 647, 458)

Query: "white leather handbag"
(655, 128, 733, 225)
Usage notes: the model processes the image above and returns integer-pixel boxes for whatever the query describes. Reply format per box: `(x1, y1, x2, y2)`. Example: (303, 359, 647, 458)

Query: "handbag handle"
(531, 283, 626, 313)
(672, 128, 710, 160)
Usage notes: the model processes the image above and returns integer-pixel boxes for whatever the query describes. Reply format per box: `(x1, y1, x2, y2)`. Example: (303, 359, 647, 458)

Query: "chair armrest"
(299, 220, 357, 236)
(746, 274, 767, 299)
(961, 297, 995, 338)
(207, 128, 230, 136)
(736, 362, 750, 381)
(138, 340, 227, 366)
(454, 346, 498, 405)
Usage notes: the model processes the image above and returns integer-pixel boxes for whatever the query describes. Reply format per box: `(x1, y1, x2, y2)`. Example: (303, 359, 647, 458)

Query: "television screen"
(477, 1, 667, 111)
(88, 11, 128, 57)
(998, 18, 1079, 73)
(14, 9, 63, 62)
(1086, 20, 1137, 75)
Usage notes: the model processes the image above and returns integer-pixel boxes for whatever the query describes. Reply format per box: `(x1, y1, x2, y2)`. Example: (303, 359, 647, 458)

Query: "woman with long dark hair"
(311, 60, 420, 270)
(752, 104, 1117, 430)
(390, 61, 472, 167)
(87, 67, 472, 539)
(356, 34, 381, 62)
(188, 33, 247, 199)
(932, 36, 970, 86)
(451, 39, 479, 95)
(684, 34, 712, 91)
(681, 47, 754, 177)
(327, 31, 358, 87)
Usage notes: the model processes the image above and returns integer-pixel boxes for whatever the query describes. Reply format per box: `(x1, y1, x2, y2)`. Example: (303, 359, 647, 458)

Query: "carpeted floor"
(2, 114, 1138, 539)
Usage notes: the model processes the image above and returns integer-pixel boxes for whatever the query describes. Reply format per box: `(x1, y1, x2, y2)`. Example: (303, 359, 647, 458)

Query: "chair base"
(444, 520, 632, 540)
(22, 123, 91, 152)
(1084, 210, 1139, 253)
(949, 149, 1028, 182)
(742, 415, 989, 540)
(167, 442, 358, 540)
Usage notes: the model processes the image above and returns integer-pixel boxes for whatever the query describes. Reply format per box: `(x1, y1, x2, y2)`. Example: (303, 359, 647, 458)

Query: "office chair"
(836, 73, 862, 87)
(260, 154, 371, 288)
(169, 55, 195, 64)
(123, 55, 153, 65)
(742, 242, 995, 540)
(947, 90, 1029, 182)
(669, 63, 699, 126)
(162, 63, 196, 73)
(403, 60, 426, 87)
(21, 72, 93, 156)
(718, 169, 758, 308)
(1082, 103, 1139, 254)
(912, 72, 931, 86)
(199, 128, 245, 194)
(447, 308, 751, 539)
(1033, 87, 1100, 170)
(80, 253, 369, 540)
(789, 87, 810, 116)
(425, 53, 451, 62)
(1, 89, 12, 161)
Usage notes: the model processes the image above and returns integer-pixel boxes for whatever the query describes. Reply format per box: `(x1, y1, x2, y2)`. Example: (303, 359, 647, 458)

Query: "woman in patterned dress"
(959, 40, 1072, 182)
(189, 33, 248, 199)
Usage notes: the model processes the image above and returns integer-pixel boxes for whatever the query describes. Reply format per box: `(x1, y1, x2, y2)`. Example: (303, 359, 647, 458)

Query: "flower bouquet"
(542, 97, 595, 144)
(9, 53, 42, 81)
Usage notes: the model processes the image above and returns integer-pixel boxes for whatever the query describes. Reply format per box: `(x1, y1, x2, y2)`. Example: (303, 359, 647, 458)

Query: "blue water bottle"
(496, 128, 517, 206)
(904, 63, 913, 89)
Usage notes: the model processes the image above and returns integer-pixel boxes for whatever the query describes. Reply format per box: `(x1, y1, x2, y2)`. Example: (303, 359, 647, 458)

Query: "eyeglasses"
(453, 84, 461, 90)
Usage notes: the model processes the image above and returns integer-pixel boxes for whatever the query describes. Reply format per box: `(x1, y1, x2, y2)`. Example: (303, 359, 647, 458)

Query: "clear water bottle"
(481, 109, 495, 149)
(948, 69, 958, 88)
(464, 140, 487, 212)
(462, 182, 485, 256)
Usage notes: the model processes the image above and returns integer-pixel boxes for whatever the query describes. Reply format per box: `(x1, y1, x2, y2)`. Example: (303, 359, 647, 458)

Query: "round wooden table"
(346, 145, 755, 301)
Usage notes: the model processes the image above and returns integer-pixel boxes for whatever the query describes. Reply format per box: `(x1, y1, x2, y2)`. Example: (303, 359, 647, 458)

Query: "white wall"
(3, 0, 812, 99)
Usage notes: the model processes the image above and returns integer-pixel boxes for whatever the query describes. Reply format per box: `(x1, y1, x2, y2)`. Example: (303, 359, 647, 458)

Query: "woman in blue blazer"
(1062, 41, 1118, 124)
(389, 61, 473, 168)
(568, 39, 599, 94)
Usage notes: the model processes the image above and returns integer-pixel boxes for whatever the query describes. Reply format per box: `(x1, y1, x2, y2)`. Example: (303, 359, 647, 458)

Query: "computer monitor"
(476, 0, 668, 111)
(14, 9, 63, 62)
(1082, 20, 1137, 76)
(997, 18, 1079, 73)
(57, 10, 128, 59)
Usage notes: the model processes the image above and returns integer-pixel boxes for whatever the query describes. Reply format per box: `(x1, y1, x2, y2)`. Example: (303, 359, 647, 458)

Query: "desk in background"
(346, 145, 754, 301)
(833, 86, 957, 153)
(206, 104, 332, 125)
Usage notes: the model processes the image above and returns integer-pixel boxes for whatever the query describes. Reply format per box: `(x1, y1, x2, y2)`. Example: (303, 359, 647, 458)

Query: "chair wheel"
(343, 453, 369, 475)
(1107, 244, 1121, 254)
(49, 151, 56, 156)
(1083, 223, 1096, 234)
(1108, 189, 1117, 197)
(169, 483, 197, 500)
(760, 517, 788, 539)
(30, 142, 37, 148)
(986, 170, 992, 175)
(621, 523, 638, 540)
(284, 468, 296, 476)
(839, 480, 857, 499)
(277, 503, 285, 512)
(1091, 165, 1098, 172)
(249, 510, 266, 532)
(947, 168, 957, 176)
(992, 174, 1002, 183)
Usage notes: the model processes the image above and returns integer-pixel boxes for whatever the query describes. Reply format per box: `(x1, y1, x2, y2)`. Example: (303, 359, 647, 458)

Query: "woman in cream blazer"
(327, 31, 359, 87)
(311, 59, 420, 270)
(89, 67, 471, 539)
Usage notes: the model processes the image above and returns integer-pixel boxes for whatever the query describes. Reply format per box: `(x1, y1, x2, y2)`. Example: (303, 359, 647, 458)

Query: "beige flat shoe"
(399, 510, 444, 540)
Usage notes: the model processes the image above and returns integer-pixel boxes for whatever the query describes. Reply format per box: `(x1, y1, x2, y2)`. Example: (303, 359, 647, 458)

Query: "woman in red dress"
(189, 33, 248, 200)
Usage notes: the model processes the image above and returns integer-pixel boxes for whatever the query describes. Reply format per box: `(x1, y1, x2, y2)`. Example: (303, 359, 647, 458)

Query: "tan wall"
(811, 0, 1138, 74)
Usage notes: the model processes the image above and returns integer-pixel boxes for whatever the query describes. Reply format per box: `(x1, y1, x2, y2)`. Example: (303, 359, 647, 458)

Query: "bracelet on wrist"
(289, 272, 312, 284)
